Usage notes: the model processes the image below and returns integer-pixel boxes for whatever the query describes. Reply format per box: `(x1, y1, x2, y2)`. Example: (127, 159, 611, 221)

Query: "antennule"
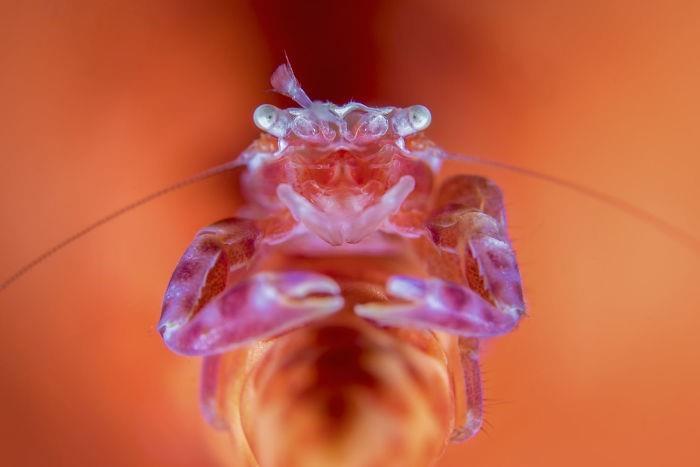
(445, 152, 700, 254)
(270, 62, 313, 108)
(0, 159, 243, 292)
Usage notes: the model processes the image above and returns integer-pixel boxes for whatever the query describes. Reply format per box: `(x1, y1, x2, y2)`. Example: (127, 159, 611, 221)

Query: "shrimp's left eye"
(254, 104, 278, 129)
(254, 104, 289, 137)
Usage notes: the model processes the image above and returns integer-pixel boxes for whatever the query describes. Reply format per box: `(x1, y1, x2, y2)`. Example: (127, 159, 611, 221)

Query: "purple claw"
(468, 236, 525, 318)
(355, 275, 517, 338)
(160, 271, 344, 356)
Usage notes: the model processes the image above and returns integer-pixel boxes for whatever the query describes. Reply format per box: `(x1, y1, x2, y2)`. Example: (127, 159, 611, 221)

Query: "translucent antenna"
(0, 159, 243, 292)
(445, 152, 700, 254)
(270, 61, 313, 108)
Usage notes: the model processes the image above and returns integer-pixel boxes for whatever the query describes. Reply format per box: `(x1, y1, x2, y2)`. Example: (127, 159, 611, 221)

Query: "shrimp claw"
(158, 217, 344, 356)
(356, 174, 526, 441)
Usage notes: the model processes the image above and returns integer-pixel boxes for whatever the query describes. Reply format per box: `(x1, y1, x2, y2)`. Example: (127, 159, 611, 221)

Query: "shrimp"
(154, 63, 523, 466)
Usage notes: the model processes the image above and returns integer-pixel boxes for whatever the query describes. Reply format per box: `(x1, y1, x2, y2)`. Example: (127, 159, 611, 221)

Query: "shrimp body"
(158, 64, 525, 466)
(216, 272, 458, 467)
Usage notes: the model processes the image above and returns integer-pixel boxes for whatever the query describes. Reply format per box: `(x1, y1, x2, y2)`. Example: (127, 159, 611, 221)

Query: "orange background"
(1, 1, 699, 466)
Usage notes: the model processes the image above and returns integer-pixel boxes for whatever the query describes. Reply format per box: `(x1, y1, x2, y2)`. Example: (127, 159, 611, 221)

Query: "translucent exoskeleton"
(158, 64, 526, 466)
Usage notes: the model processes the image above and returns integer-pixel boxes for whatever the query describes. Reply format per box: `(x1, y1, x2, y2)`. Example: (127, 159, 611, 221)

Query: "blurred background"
(1, 1, 699, 466)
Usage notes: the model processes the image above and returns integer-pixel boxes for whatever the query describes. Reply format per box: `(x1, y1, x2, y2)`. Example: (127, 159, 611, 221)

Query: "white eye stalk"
(392, 105, 432, 136)
(253, 104, 289, 138)
(408, 105, 431, 131)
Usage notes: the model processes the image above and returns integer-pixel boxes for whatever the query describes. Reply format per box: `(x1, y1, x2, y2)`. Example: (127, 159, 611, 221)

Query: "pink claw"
(355, 275, 517, 338)
(468, 236, 525, 318)
(159, 271, 344, 356)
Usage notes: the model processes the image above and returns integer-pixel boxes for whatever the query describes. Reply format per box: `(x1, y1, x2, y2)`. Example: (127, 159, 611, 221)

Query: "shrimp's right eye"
(254, 104, 289, 137)
(391, 104, 432, 136)
(407, 105, 431, 132)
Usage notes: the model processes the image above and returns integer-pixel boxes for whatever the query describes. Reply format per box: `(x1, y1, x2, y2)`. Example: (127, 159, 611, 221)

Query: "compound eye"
(253, 104, 279, 131)
(392, 104, 432, 136)
(253, 104, 291, 138)
(408, 105, 431, 131)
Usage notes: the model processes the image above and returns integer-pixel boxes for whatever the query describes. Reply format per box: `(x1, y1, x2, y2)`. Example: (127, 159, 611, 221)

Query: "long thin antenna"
(445, 153, 700, 254)
(0, 159, 243, 292)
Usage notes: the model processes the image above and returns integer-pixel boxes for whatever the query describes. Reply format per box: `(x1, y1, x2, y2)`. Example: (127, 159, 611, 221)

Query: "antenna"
(445, 152, 700, 254)
(0, 159, 243, 292)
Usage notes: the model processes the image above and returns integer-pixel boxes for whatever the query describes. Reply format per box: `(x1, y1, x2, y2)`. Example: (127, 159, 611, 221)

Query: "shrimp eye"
(392, 105, 432, 136)
(254, 104, 291, 138)
(408, 105, 431, 131)
(253, 104, 278, 130)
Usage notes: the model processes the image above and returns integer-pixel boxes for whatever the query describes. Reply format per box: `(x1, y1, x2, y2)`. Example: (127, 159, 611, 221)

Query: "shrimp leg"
(356, 175, 525, 439)
(357, 175, 525, 337)
(158, 217, 344, 356)
(200, 355, 226, 429)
